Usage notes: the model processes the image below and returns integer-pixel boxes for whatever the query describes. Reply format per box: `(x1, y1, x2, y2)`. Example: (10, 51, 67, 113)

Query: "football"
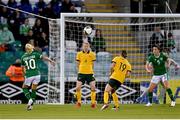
(83, 26, 92, 35)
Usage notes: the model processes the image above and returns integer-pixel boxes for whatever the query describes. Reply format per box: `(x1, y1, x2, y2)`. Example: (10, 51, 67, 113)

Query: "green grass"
(0, 104, 180, 119)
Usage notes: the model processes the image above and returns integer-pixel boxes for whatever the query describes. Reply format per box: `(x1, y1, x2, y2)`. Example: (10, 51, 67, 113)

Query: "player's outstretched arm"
(145, 61, 153, 73)
(109, 62, 115, 76)
(126, 71, 131, 78)
(42, 56, 55, 66)
(168, 58, 180, 68)
(76, 61, 80, 72)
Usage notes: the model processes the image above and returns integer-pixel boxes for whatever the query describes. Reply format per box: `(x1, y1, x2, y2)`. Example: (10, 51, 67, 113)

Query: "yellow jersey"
(110, 56, 132, 83)
(76, 51, 96, 74)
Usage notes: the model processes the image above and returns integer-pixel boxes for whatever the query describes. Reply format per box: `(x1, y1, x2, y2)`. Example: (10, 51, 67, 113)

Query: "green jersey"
(148, 52, 168, 75)
(21, 51, 42, 78)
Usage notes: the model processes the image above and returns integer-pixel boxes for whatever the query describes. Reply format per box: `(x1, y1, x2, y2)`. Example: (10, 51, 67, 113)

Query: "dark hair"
(34, 18, 41, 26)
(95, 29, 103, 38)
(121, 50, 127, 58)
(8, 0, 16, 5)
(153, 44, 161, 51)
(168, 32, 173, 38)
(21, 0, 30, 4)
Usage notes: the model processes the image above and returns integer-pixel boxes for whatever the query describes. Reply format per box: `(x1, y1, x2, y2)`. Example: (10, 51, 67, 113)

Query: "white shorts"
(151, 74, 168, 84)
(24, 75, 41, 86)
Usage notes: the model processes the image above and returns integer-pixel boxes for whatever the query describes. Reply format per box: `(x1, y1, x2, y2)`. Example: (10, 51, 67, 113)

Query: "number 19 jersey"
(110, 56, 132, 84)
(21, 51, 42, 78)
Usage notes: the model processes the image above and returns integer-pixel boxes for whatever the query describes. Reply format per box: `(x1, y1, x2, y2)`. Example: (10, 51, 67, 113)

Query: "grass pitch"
(0, 104, 180, 119)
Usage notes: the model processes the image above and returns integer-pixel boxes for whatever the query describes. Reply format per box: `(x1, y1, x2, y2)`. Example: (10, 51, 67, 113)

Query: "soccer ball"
(83, 26, 92, 35)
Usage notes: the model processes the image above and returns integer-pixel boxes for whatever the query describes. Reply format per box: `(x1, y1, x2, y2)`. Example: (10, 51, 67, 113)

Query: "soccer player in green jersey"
(21, 44, 55, 110)
(145, 45, 176, 107)
(135, 58, 179, 103)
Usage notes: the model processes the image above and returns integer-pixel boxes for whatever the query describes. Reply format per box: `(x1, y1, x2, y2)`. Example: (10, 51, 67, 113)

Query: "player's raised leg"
(90, 80, 96, 108)
(31, 84, 38, 103)
(22, 77, 34, 110)
(22, 84, 33, 110)
(31, 75, 40, 103)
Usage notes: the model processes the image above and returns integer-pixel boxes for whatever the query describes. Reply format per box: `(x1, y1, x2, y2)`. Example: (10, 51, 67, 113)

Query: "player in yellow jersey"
(101, 50, 132, 111)
(75, 42, 96, 108)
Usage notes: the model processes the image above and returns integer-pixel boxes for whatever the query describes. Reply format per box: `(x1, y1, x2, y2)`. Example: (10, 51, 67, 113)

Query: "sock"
(91, 90, 96, 104)
(148, 92, 153, 103)
(112, 92, 119, 108)
(23, 88, 31, 100)
(104, 91, 109, 104)
(166, 88, 175, 101)
(31, 89, 36, 102)
(76, 90, 81, 103)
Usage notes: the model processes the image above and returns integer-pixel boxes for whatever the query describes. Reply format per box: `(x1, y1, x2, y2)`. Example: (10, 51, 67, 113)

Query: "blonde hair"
(25, 43, 34, 53)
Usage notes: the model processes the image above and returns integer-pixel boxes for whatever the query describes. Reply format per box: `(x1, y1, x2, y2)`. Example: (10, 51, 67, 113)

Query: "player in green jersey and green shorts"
(21, 44, 55, 110)
(145, 45, 176, 107)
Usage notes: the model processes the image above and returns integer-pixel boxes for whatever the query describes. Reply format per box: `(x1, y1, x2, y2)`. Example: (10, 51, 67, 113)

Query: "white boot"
(27, 99, 33, 110)
(28, 98, 33, 106)
(145, 102, 152, 107)
(100, 104, 109, 111)
(170, 101, 176, 107)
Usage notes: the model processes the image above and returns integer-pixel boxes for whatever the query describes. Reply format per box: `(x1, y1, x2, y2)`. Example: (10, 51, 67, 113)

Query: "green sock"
(166, 88, 174, 101)
(31, 90, 36, 102)
(148, 92, 153, 103)
(23, 88, 31, 100)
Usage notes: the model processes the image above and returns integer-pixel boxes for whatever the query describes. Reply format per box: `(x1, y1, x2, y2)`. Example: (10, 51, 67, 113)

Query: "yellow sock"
(91, 90, 96, 104)
(104, 91, 109, 104)
(76, 91, 81, 103)
(112, 92, 119, 108)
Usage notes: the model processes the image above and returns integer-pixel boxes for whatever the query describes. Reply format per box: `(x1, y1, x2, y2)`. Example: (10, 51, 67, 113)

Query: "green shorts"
(77, 73, 95, 84)
(108, 79, 122, 90)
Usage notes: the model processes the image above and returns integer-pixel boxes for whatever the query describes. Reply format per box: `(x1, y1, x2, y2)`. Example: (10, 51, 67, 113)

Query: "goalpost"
(50, 13, 180, 104)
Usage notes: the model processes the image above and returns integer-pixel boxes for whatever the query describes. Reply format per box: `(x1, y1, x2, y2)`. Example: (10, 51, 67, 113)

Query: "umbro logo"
(0, 83, 23, 98)
(116, 85, 137, 98)
(36, 83, 59, 98)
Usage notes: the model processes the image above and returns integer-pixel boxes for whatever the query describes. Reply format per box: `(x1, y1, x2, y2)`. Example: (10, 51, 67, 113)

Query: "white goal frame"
(59, 13, 180, 104)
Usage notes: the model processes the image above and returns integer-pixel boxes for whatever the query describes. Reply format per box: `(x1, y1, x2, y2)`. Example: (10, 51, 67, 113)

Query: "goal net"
(53, 13, 180, 104)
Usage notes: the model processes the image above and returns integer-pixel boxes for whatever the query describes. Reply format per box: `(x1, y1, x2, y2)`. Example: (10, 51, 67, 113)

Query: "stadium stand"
(0, 0, 83, 82)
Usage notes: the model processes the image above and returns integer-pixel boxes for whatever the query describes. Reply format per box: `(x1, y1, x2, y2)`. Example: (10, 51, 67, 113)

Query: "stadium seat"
(65, 62, 77, 77)
(65, 41, 77, 51)
(96, 52, 112, 63)
(102, 62, 111, 76)
(0, 62, 7, 73)
(1, 52, 16, 62)
(41, 75, 48, 82)
(94, 62, 104, 77)
(14, 41, 22, 51)
(38, 61, 48, 70)
(15, 51, 25, 59)
(0, 76, 9, 82)
(65, 50, 77, 63)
